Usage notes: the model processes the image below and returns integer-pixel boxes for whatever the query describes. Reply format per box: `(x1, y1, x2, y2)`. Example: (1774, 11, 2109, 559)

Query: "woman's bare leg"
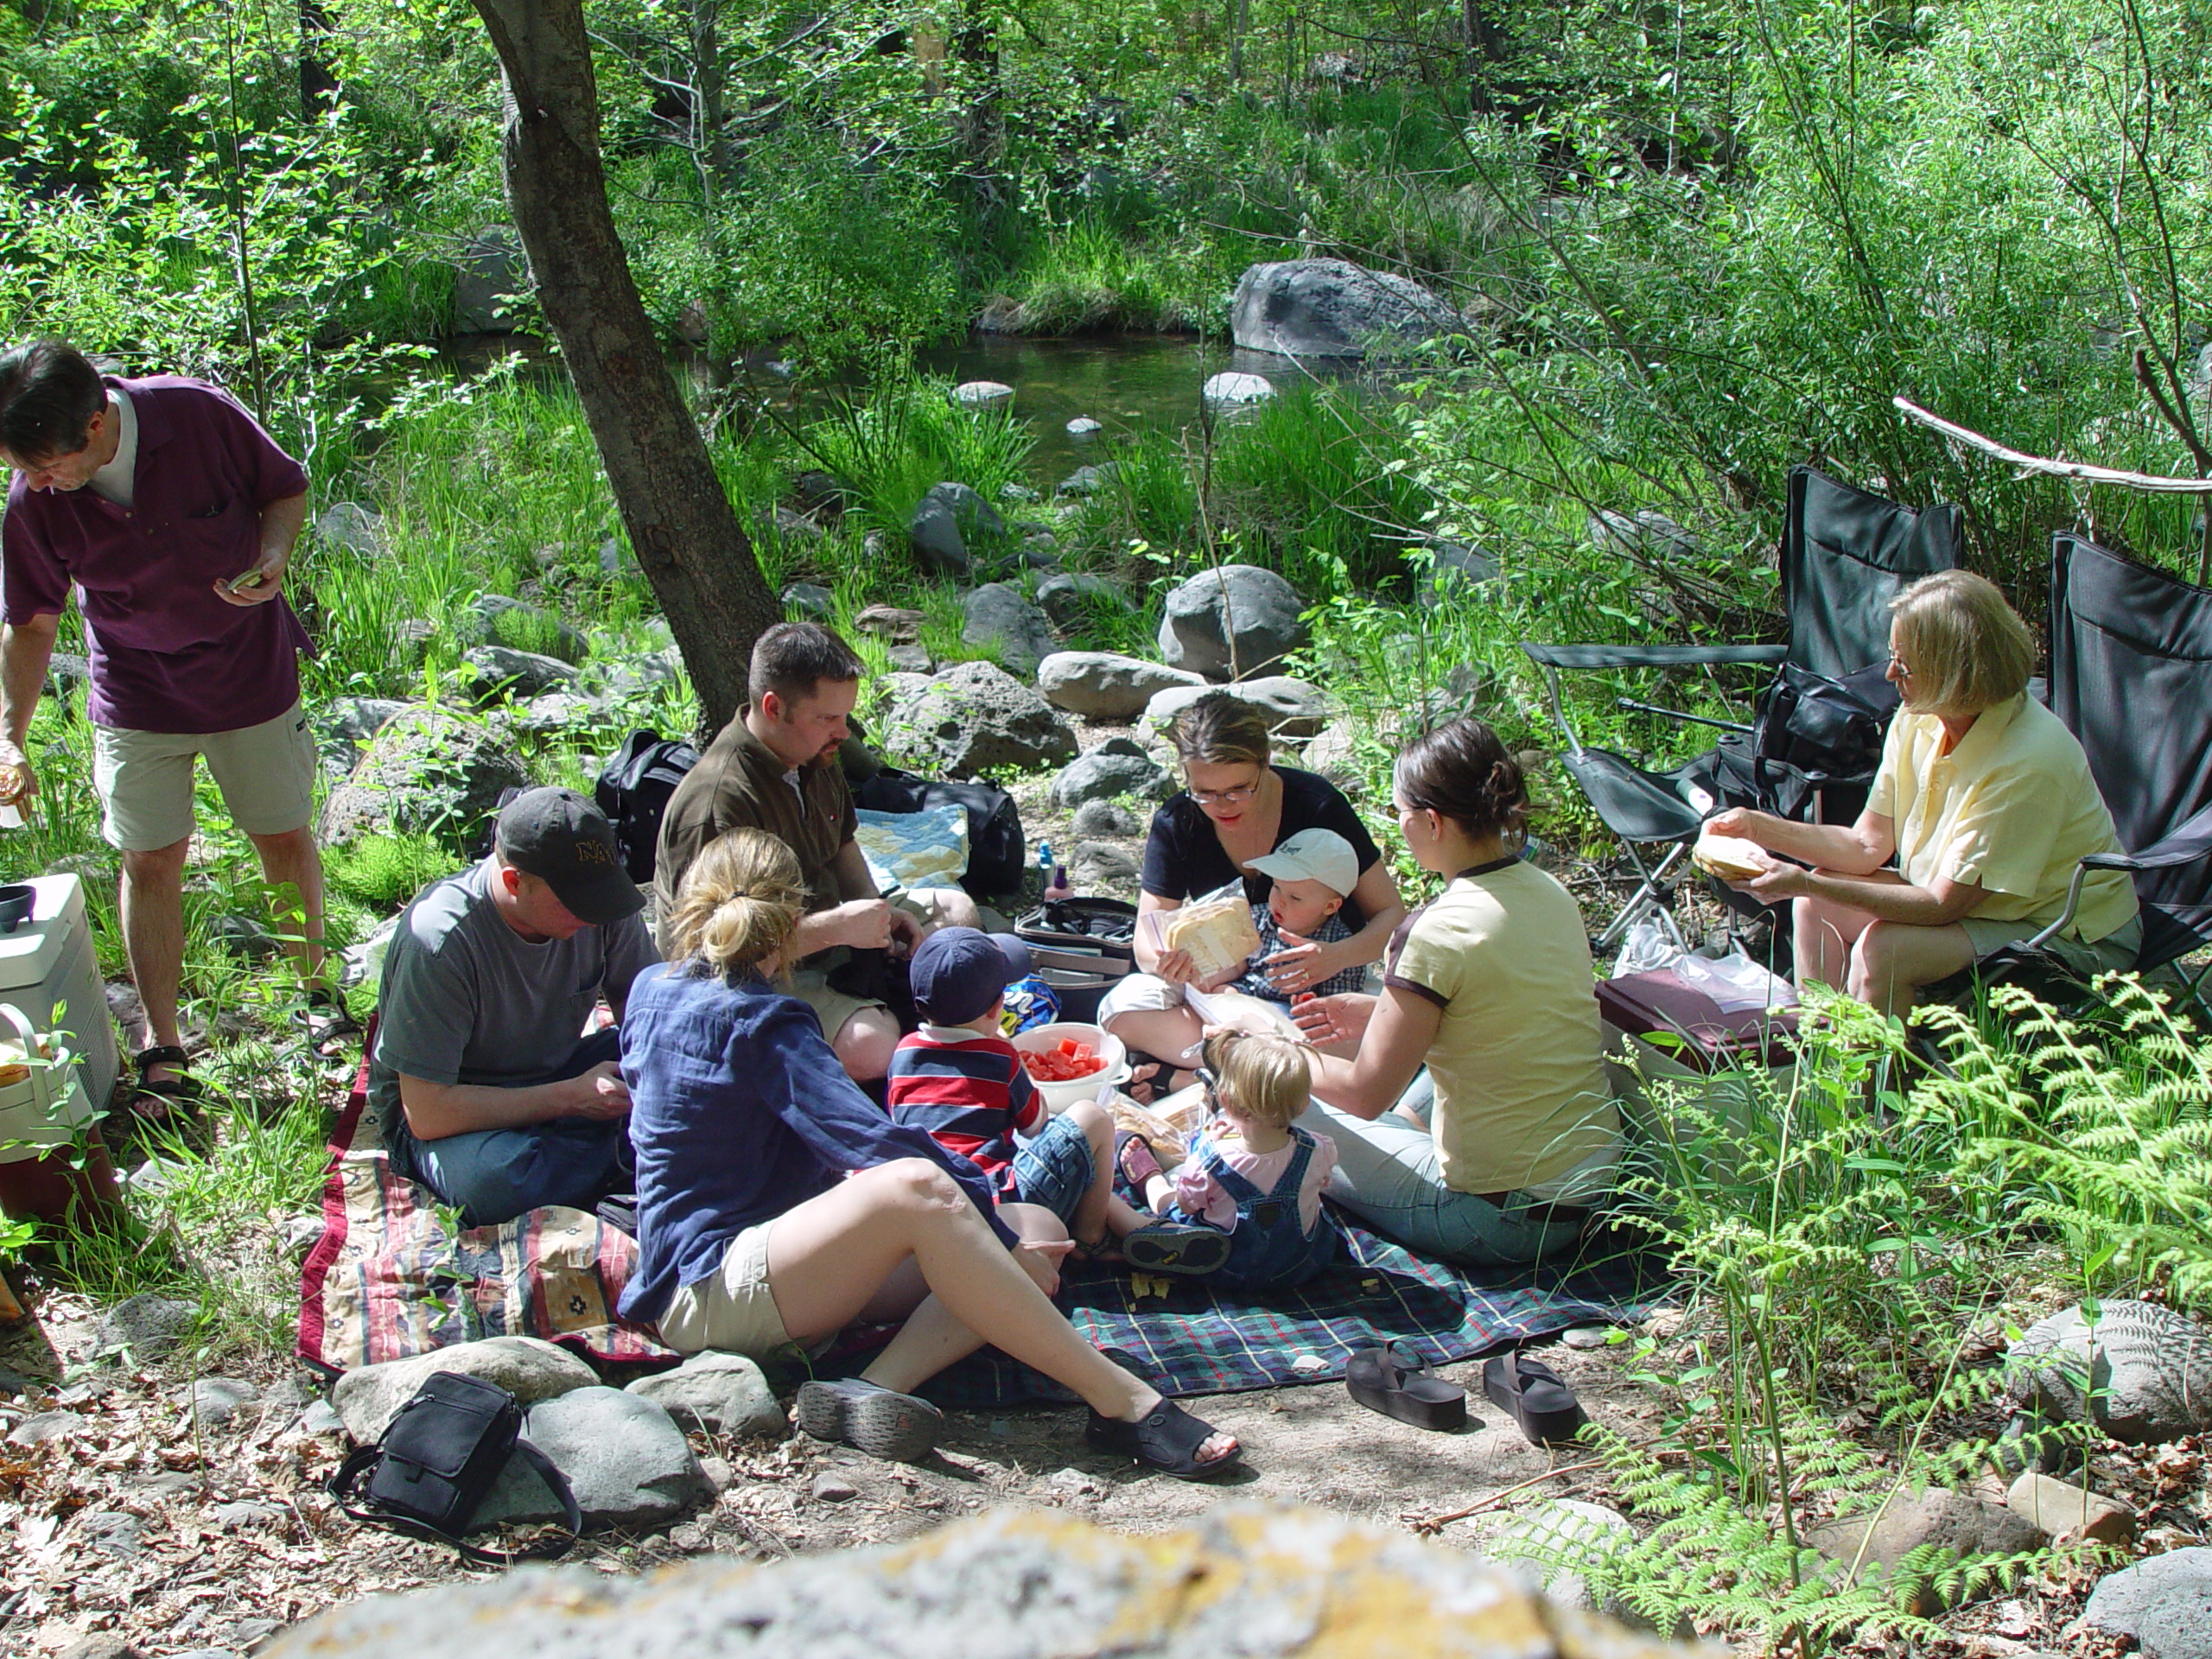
(765, 1160, 1233, 1458)
(859, 1203, 1065, 1391)
(1851, 920, 1975, 1017)
(1103, 1005, 1206, 1068)
(1792, 868, 1900, 992)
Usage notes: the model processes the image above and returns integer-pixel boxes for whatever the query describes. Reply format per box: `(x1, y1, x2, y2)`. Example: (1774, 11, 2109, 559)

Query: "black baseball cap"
(908, 927, 1033, 1025)
(494, 787, 645, 925)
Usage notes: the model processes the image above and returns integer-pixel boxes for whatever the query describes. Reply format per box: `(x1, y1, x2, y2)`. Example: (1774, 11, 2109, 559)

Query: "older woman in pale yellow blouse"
(1707, 570, 2139, 1015)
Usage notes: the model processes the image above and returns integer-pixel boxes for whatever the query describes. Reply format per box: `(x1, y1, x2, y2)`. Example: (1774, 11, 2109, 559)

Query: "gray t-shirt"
(368, 859, 661, 1135)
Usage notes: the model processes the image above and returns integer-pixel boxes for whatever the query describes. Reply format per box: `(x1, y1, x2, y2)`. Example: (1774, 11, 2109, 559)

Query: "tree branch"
(1892, 396, 2212, 493)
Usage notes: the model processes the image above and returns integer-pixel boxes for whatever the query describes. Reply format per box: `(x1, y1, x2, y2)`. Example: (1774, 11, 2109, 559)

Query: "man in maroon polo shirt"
(0, 338, 345, 1115)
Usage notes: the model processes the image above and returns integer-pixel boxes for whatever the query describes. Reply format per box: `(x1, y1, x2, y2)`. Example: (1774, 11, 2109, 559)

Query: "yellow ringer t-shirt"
(1868, 694, 2137, 942)
(1383, 858, 1618, 1198)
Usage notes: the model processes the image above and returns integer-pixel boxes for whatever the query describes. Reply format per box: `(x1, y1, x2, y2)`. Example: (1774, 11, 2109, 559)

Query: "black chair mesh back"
(2048, 533, 2212, 968)
(1782, 466, 1963, 679)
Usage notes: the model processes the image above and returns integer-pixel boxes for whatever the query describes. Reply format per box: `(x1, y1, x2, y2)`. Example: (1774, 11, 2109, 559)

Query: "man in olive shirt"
(655, 623, 979, 1080)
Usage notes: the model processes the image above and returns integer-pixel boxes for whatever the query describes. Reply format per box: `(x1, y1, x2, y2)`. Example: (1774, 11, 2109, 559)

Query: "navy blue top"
(1140, 766, 1384, 931)
(618, 963, 1016, 1325)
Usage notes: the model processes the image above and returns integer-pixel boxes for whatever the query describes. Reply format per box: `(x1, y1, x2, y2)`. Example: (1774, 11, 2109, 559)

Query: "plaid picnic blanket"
(300, 1048, 1662, 1395)
(295, 1052, 676, 1376)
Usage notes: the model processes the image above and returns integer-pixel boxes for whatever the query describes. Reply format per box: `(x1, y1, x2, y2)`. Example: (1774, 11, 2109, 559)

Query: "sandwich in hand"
(1692, 824, 1770, 884)
(1162, 895, 1262, 982)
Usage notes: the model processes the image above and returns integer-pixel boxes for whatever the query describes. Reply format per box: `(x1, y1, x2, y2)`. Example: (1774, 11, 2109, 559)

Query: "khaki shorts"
(1963, 912, 2143, 976)
(92, 700, 316, 852)
(788, 887, 975, 1042)
(656, 1219, 794, 1359)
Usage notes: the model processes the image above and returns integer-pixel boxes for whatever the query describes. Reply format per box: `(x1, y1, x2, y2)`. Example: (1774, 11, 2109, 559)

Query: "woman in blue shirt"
(620, 827, 1239, 1479)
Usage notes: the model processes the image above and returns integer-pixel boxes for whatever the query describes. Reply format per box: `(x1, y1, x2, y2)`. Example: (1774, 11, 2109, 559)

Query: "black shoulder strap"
(329, 1438, 582, 1567)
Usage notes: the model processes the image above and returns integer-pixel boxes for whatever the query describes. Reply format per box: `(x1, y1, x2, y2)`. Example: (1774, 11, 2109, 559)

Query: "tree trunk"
(1462, 0, 1511, 115)
(299, 0, 340, 118)
(469, 0, 774, 735)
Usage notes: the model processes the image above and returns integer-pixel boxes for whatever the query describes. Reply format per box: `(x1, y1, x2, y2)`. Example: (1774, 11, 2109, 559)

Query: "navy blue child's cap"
(909, 927, 1033, 1025)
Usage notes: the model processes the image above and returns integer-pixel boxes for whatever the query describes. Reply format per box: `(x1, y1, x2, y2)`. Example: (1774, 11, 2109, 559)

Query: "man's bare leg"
(119, 838, 190, 1084)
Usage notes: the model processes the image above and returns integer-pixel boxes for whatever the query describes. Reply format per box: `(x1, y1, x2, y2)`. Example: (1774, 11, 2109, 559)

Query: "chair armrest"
(1519, 641, 1789, 671)
(2085, 801, 2212, 874)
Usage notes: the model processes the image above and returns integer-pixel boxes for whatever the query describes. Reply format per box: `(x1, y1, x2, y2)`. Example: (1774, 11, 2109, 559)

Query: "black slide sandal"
(1345, 1341, 1468, 1432)
(795, 1377, 944, 1462)
(1085, 1398, 1242, 1480)
(1483, 1348, 1586, 1446)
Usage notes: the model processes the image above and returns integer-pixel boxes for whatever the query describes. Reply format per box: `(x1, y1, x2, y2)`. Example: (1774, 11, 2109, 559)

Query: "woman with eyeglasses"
(1099, 692, 1406, 1077)
(1288, 717, 1618, 1265)
(1703, 570, 2139, 1014)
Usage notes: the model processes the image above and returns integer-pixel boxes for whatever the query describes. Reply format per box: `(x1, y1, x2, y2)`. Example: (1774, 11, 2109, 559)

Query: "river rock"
(2081, 1546, 2212, 1657)
(1051, 746, 1173, 810)
(58, 1638, 145, 1659)
(1146, 676, 1328, 737)
(476, 1387, 708, 1530)
(880, 661, 1079, 779)
(1070, 842, 1139, 887)
(855, 605, 927, 645)
(1807, 1489, 2043, 1614)
(1486, 1499, 1643, 1628)
(10, 1411, 84, 1446)
(910, 482, 1004, 579)
(1202, 371, 1275, 405)
(1230, 258, 1465, 359)
(454, 226, 524, 334)
(333, 1336, 599, 1444)
(2005, 1471, 2136, 1545)
(461, 645, 582, 702)
(466, 595, 589, 664)
(44, 649, 90, 698)
(1066, 416, 1103, 437)
(961, 583, 1058, 677)
(1037, 651, 1204, 721)
(264, 1504, 1704, 1658)
(183, 1376, 260, 1430)
(512, 692, 603, 736)
(321, 707, 531, 849)
(953, 380, 1014, 409)
(1157, 565, 1309, 680)
(317, 501, 386, 557)
(1033, 573, 1131, 629)
(314, 696, 416, 779)
(782, 582, 835, 619)
(1071, 799, 1144, 838)
(1587, 508, 1700, 563)
(94, 1293, 198, 1360)
(2006, 1300, 2212, 1444)
(626, 1351, 785, 1439)
(1419, 538, 1502, 606)
(1057, 464, 1113, 497)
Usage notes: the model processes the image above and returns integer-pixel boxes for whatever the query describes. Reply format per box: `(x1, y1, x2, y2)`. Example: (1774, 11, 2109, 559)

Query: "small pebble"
(699, 1455, 735, 1494)
(1561, 1325, 1611, 1350)
(810, 1471, 859, 1503)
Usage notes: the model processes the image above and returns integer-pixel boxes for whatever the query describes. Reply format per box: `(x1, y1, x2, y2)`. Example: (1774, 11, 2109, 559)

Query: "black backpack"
(852, 767, 1027, 898)
(1694, 662, 1898, 825)
(594, 729, 702, 882)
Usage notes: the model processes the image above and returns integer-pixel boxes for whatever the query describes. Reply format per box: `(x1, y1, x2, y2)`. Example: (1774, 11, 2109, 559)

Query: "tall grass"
(789, 369, 1037, 540)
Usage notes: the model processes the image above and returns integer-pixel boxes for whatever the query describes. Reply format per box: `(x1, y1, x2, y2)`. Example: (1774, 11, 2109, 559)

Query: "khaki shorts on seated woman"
(1291, 719, 1620, 1267)
(616, 828, 1240, 1479)
(1706, 570, 2139, 1016)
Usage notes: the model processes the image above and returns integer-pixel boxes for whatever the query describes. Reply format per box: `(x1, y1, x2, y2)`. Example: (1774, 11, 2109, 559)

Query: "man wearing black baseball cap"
(367, 787, 659, 1226)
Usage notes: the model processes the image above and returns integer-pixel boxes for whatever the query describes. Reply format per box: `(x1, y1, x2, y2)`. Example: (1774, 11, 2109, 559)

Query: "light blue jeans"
(1294, 1072, 1589, 1267)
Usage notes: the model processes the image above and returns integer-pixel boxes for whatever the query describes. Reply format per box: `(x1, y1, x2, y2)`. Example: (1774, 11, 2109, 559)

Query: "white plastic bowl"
(1010, 1021, 1129, 1112)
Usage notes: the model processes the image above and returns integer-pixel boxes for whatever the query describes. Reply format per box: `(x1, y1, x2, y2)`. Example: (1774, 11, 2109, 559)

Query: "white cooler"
(0, 874, 118, 1145)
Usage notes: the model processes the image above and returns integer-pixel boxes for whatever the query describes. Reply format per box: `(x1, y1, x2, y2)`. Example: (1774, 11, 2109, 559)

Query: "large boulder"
(1034, 572, 1134, 629)
(266, 1504, 1706, 1658)
(317, 501, 386, 557)
(318, 705, 531, 849)
(1230, 258, 1465, 359)
(475, 1387, 708, 1531)
(454, 226, 524, 335)
(1037, 652, 1205, 721)
(625, 1351, 785, 1439)
(961, 583, 1058, 677)
(461, 645, 582, 703)
(2081, 1547, 2212, 1658)
(1146, 675, 1328, 738)
(909, 482, 1004, 579)
(1806, 1489, 2042, 1615)
(314, 696, 418, 779)
(1051, 741, 1173, 811)
(2006, 1299, 2212, 1445)
(1156, 565, 1309, 680)
(880, 661, 1079, 779)
(331, 1336, 598, 1444)
(1418, 539, 1502, 607)
(1586, 508, 1700, 564)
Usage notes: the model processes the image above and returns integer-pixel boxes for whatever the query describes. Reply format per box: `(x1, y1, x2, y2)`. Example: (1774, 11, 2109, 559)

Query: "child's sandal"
(1115, 1128, 1164, 1190)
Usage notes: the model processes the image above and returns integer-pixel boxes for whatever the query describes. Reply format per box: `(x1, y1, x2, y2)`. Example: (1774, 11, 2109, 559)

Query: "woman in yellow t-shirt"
(1707, 570, 2139, 1015)
(1292, 719, 1618, 1266)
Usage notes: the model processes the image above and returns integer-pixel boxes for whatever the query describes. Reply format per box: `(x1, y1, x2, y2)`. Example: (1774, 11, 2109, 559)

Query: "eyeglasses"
(1886, 653, 1913, 679)
(1188, 783, 1257, 806)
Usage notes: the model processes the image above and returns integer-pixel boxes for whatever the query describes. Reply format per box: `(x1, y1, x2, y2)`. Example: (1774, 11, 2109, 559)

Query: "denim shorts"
(1008, 1111, 1096, 1224)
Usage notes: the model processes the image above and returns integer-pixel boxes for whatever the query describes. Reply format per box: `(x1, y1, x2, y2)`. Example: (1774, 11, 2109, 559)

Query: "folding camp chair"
(1521, 466, 1961, 951)
(1995, 532, 2212, 1013)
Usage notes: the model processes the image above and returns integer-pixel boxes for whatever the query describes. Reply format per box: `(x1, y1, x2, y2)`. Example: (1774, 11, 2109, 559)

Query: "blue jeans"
(1009, 1112, 1096, 1224)
(386, 1027, 631, 1229)
(1294, 1071, 1587, 1268)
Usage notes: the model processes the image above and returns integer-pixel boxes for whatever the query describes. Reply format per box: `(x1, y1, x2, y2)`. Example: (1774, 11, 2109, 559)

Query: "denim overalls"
(1192, 1125, 1342, 1293)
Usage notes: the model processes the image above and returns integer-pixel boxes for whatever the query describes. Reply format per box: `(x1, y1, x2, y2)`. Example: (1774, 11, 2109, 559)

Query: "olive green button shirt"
(653, 708, 858, 924)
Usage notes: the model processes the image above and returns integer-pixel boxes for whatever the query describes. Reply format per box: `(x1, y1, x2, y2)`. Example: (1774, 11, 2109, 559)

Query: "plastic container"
(0, 1001, 119, 1227)
(1010, 1020, 1130, 1112)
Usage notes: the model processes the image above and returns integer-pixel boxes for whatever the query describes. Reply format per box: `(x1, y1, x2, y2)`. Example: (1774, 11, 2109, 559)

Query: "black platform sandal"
(1086, 1395, 1241, 1480)
(1483, 1348, 1586, 1446)
(1345, 1340, 1468, 1432)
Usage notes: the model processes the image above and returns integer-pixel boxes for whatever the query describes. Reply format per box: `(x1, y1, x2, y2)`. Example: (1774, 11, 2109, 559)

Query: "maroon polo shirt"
(1, 376, 311, 734)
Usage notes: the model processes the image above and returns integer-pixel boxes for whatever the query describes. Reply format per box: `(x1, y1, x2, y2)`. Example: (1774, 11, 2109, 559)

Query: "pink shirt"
(1173, 1124, 1338, 1232)
(3, 377, 310, 733)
